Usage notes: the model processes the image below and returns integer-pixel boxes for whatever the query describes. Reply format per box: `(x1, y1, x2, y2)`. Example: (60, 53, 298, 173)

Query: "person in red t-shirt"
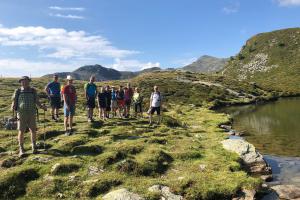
(61, 75, 77, 135)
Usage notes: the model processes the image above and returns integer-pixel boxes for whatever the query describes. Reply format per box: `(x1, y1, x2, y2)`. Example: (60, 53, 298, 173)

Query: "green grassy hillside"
(222, 28, 300, 95)
(0, 71, 273, 199)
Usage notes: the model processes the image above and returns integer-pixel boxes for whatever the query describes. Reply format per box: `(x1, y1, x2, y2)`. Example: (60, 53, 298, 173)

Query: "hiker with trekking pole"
(11, 76, 47, 157)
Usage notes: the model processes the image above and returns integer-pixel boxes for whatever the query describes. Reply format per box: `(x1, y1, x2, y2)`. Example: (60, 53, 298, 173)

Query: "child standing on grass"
(62, 75, 77, 136)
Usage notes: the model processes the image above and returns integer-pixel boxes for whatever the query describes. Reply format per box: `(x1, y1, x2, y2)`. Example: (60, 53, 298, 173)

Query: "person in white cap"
(61, 75, 77, 135)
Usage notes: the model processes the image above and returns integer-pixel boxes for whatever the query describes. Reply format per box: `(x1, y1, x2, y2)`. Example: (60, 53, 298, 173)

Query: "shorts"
(118, 99, 125, 108)
(64, 105, 76, 117)
(98, 100, 106, 109)
(134, 103, 142, 113)
(111, 100, 118, 110)
(150, 107, 160, 115)
(17, 113, 37, 132)
(87, 97, 96, 109)
(125, 99, 131, 106)
(50, 96, 61, 109)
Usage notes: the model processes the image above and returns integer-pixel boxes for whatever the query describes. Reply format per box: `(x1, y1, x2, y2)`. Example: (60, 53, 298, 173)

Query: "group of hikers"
(11, 75, 163, 157)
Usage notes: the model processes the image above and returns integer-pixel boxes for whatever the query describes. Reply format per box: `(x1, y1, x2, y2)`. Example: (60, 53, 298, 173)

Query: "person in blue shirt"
(84, 76, 97, 122)
(45, 74, 61, 121)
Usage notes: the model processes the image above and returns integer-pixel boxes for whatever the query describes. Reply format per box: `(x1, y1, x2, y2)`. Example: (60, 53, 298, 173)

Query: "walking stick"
(43, 105, 46, 151)
(11, 109, 16, 156)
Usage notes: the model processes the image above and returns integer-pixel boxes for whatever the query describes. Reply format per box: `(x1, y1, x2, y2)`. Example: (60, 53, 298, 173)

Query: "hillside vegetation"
(0, 71, 273, 200)
(222, 28, 300, 94)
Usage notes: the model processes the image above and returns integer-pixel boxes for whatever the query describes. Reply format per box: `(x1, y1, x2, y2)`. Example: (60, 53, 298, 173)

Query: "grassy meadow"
(0, 71, 273, 199)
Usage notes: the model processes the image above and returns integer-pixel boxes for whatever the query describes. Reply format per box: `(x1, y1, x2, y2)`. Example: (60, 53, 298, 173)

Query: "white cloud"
(111, 58, 160, 71)
(0, 25, 138, 59)
(49, 13, 85, 20)
(0, 58, 72, 77)
(277, 0, 300, 6)
(173, 57, 197, 67)
(49, 6, 85, 11)
(222, 1, 240, 14)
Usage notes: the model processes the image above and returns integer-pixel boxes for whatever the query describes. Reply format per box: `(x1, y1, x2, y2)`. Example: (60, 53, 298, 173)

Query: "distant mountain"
(222, 28, 300, 94)
(182, 55, 228, 73)
(42, 65, 161, 81)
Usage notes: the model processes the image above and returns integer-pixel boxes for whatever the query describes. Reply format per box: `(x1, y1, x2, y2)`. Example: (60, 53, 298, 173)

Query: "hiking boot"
(88, 118, 92, 123)
(70, 129, 74, 135)
(52, 115, 56, 121)
(65, 130, 70, 136)
(19, 146, 25, 158)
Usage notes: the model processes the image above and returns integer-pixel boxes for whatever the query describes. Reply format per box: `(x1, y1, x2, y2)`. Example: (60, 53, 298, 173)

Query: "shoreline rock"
(221, 139, 271, 175)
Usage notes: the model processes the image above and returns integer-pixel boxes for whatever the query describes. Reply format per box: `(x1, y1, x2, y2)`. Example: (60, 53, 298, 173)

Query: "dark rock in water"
(271, 185, 300, 199)
(220, 124, 232, 131)
(222, 139, 272, 175)
(261, 175, 273, 182)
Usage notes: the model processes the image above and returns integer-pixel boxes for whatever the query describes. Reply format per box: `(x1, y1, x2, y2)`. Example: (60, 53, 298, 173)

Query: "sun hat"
(18, 76, 31, 83)
(67, 75, 73, 80)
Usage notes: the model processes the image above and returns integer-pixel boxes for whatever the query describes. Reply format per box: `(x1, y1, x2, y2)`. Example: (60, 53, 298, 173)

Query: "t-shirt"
(133, 92, 142, 103)
(150, 92, 162, 107)
(62, 85, 76, 105)
(46, 81, 61, 97)
(84, 83, 97, 98)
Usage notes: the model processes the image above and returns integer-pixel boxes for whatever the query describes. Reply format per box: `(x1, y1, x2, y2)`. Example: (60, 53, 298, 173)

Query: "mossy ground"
(0, 72, 266, 199)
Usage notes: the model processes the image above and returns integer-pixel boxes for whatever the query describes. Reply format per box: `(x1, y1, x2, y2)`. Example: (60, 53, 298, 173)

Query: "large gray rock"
(148, 185, 183, 200)
(271, 185, 300, 199)
(102, 188, 144, 200)
(221, 139, 271, 174)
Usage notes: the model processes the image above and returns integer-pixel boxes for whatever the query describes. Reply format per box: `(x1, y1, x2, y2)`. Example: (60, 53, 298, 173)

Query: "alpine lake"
(219, 97, 300, 186)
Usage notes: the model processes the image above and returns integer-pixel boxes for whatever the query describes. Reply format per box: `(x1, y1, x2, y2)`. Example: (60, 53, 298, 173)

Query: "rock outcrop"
(102, 188, 144, 200)
(148, 185, 183, 200)
(271, 185, 300, 200)
(221, 139, 271, 174)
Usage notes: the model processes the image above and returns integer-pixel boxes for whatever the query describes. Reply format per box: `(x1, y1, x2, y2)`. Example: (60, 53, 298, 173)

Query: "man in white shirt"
(149, 85, 162, 125)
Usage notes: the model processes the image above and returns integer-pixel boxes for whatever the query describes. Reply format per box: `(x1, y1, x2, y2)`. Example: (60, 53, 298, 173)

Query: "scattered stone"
(88, 165, 104, 176)
(271, 185, 300, 199)
(220, 125, 232, 131)
(51, 163, 61, 174)
(221, 139, 271, 174)
(148, 185, 183, 200)
(31, 156, 52, 163)
(102, 188, 144, 200)
(261, 175, 273, 182)
(177, 176, 184, 180)
(233, 189, 256, 200)
(43, 174, 54, 181)
(198, 164, 206, 172)
(69, 175, 79, 182)
(57, 193, 64, 198)
(53, 138, 61, 143)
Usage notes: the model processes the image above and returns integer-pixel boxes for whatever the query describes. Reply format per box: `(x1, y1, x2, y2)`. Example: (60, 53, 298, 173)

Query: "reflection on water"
(264, 155, 300, 186)
(219, 97, 300, 157)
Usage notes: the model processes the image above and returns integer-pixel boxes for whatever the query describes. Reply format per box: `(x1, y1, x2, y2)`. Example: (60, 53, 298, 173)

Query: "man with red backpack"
(11, 76, 47, 157)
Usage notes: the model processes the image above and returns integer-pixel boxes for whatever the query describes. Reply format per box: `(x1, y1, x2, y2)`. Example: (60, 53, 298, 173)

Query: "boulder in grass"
(148, 185, 183, 200)
(221, 139, 271, 174)
(50, 162, 80, 175)
(102, 188, 144, 200)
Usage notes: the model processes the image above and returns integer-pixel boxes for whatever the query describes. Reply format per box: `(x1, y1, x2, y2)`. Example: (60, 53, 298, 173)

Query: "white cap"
(67, 75, 73, 80)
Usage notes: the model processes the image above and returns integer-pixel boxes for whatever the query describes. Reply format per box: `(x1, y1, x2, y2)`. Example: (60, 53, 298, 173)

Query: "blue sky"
(0, 0, 299, 77)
